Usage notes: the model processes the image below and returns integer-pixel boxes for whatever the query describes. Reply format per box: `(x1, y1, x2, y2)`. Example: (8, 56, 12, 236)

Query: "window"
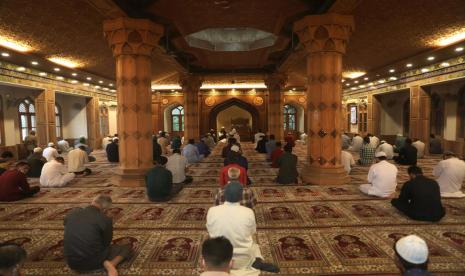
(358, 104, 367, 133)
(18, 98, 36, 141)
(55, 104, 63, 138)
(171, 105, 184, 131)
(283, 104, 297, 131)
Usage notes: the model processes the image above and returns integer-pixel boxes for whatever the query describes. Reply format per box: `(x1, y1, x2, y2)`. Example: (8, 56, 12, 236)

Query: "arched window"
(18, 98, 36, 141)
(283, 104, 297, 131)
(171, 105, 184, 131)
(459, 89, 465, 138)
(55, 104, 63, 138)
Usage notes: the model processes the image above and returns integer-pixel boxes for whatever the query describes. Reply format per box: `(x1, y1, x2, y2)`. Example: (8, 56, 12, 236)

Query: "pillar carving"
(104, 17, 163, 186)
(180, 74, 203, 142)
(367, 93, 381, 136)
(151, 92, 162, 133)
(35, 89, 56, 146)
(264, 73, 287, 141)
(410, 86, 431, 153)
(86, 97, 101, 150)
(294, 13, 354, 185)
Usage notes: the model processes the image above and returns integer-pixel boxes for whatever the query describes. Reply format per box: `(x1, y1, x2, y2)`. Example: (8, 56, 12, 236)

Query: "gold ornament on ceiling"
(161, 98, 169, 105)
(298, 97, 306, 104)
(205, 96, 216, 106)
(253, 96, 264, 106)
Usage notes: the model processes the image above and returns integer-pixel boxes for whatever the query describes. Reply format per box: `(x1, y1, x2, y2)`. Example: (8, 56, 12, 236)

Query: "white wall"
(216, 105, 252, 131)
(444, 98, 457, 140)
(379, 92, 409, 135)
(108, 103, 117, 136)
(55, 93, 88, 139)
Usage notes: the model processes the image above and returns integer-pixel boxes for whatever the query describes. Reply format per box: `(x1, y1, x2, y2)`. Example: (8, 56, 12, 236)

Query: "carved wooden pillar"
(86, 97, 101, 150)
(410, 86, 431, 153)
(35, 89, 56, 146)
(367, 93, 381, 136)
(265, 73, 286, 141)
(151, 92, 162, 133)
(104, 17, 163, 186)
(180, 74, 203, 142)
(294, 13, 354, 185)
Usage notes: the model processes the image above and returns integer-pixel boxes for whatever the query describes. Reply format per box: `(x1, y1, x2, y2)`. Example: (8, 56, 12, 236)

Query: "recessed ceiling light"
(98, 80, 103, 84)
(31, 61, 38, 65)
(359, 85, 366, 88)
(351, 87, 356, 90)
(389, 77, 397, 80)
(345, 83, 350, 86)
(109, 83, 113, 87)
(48, 57, 80, 68)
(54, 68, 60, 72)
(16, 67, 26, 72)
(71, 73, 77, 76)
(436, 31, 465, 46)
(83, 83, 90, 86)
(39, 72, 47, 76)
(86, 77, 91, 80)
(421, 68, 429, 73)
(406, 63, 413, 67)
(363, 77, 369, 80)
(427, 56, 435, 61)
(389, 69, 395, 73)
(368, 82, 374, 86)
(292, 88, 296, 91)
(71, 80, 78, 84)
(342, 71, 366, 79)
(456, 47, 464, 52)
(95, 85, 101, 89)
(103, 87, 109, 91)
(354, 80, 359, 84)
(111, 89, 116, 92)
(56, 76, 64, 80)
(378, 80, 386, 84)
(440, 62, 450, 67)
(1, 52, 10, 57)
(341, 79, 345, 83)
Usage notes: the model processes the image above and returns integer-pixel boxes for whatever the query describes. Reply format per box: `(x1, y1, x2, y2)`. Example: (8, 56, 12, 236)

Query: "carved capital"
(103, 17, 164, 57)
(293, 13, 354, 54)
(264, 73, 287, 92)
(179, 74, 204, 92)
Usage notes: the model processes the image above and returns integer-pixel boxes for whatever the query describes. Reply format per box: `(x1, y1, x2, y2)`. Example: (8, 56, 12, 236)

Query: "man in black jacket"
(106, 138, 119, 163)
(394, 138, 418, 165)
(391, 166, 445, 222)
(64, 195, 132, 275)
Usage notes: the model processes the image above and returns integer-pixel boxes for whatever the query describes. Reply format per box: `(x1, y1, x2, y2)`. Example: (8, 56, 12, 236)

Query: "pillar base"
(301, 165, 350, 185)
(111, 168, 150, 187)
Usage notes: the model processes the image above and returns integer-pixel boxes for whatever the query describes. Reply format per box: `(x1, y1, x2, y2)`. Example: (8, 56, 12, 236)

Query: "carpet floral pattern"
(1, 144, 465, 275)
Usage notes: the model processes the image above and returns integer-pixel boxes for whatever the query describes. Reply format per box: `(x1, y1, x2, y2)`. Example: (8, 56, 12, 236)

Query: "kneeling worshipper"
(183, 139, 202, 164)
(359, 151, 398, 198)
(394, 138, 418, 165)
(350, 133, 363, 152)
(429, 134, 443, 154)
(197, 138, 211, 158)
(27, 147, 46, 177)
(394, 133, 406, 153)
(224, 145, 248, 171)
(0, 151, 15, 175)
(207, 182, 280, 274)
(433, 151, 465, 198)
(42, 142, 59, 162)
(0, 161, 40, 202)
(358, 136, 376, 165)
(412, 138, 425, 159)
(341, 132, 351, 149)
(254, 129, 265, 148)
(376, 140, 394, 160)
(200, 237, 234, 276)
(57, 138, 71, 153)
(171, 135, 182, 151)
(255, 135, 267, 153)
(68, 146, 92, 176)
(284, 132, 295, 148)
(341, 144, 356, 174)
(106, 137, 119, 163)
(394, 235, 431, 276)
(215, 167, 257, 209)
(166, 149, 193, 185)
(276, 144, 298, 184)
(0, 242, 27, 276)
(101, 135, 112, 151)
(391, 166, 445, 222)
(204, 133, 216, 150)
(368, 133, 380, 148)
(146, 156, 183, 202)
(222, 137, 237, 158)
(64, 195, 133, 275)
(270, 141, 284, 168)
(265, 135, 277, 161)
(40, 157, 75, 188)
(75, 137, 96, 162)
(220, 154, 248, 188)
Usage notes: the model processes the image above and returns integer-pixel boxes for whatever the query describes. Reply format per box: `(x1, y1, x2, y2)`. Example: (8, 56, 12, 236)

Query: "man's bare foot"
(103, 260, 118, 276)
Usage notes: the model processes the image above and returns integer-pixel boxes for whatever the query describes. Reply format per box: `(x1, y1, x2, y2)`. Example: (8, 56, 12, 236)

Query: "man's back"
(277, 152, 298, 184)
(43, 147, 58, 162)
(0, 170, 28, 201)
(430, 137, 443, 154)
(368, 160, 397, 196)
(377, 143, 394, 159)
(68, 149, 87, 172)
(434, 158, 465, 193)
(341, 150, 355, 173)
(166, 154, 188, 183)
(352, 136, 363, 151)
(400, 145, 417, 165)
(106, 143, 119, 162)
(146, 166, 173, 200)
(359, 144, 376, 165)
(220, 164, 247, 187)
(183, 144, 199, 163)
(412, 141, 425, 158)
(27, 153, 45, 177)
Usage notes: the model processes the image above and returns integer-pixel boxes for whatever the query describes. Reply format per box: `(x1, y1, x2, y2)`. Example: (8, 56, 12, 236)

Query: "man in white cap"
(368, 133, 380, 148)
(359, 151, 398, 198)
(433, 151, 465, 198)
(376, 140, 394, 160)
(40, 157, 75, 187)
(394, 235, 430, 275)
(42, 142, 59, 162)
(101, 135, 112, 151)
(412, 138, 425, 159)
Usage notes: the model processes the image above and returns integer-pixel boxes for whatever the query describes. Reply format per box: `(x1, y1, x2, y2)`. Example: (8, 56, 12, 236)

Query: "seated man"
(394, 133, 406, 153)
(106, 137, 119, 163)
(394, 235, 430, 275)
(57, 139, 71, 153)
(368, 133, 380, 148)
(270, 141, 284, 168)
(255, 135, 267, 153)
(284, 132, 295, 148)
(64, 195, 133, 275)
(0, 151, 15, 175)
(183, 139, 202, 164)
(358, 136, 376, 165)
(395, 138, 418, 165)
(391, 166, 445, 222)
(300, 132, 307, 145)
(254, 129, 265, 148)
(157, 131, 169, 155)
(220, 159, 248, 188)
(341, 144, 355, 174)
(196, 138, 211, 158)
(171, 135, 182, 151)
(215, 167, 257, 209)
(433, 151, 465, 198)
(153, 136, 162, 162)
(222, 138, 237, 158)
(75, 137, 95, 162)
(101, 135, 112, 151)
(341, 132, 351, 149)
(200, 237, 234, 276)
(359, 151, 398, 198)
(146, 156, 183, 202)
(0, 161, 40, 202)
(204, 133, 216, 150)
(0, 242, 27, 276)
(412, 138, 425, 159)
(224, 145, 248, 171)
(207, 182, 280, 274)
(429, 134, 443, 154)
(351, 133, 363, 152)
(42, 142, 59, 162)
(166, 149, 193, 185)
(276, 144, 298, 184)
(376, 140, 394, 160)
(265, 135, 277, 161)
(68, 146, 92, 175)
(40, 157, 75, 188)
(27, 147, 46, 177)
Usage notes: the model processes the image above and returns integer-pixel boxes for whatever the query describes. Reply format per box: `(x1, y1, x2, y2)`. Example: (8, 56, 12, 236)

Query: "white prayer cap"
(380, 140, 386, 144)
(231, 145, 240, 152)
(112, 137, 119, 142)
(48, 142, 55, 147)
(33, 147, 42, 153)
(395, 235, 428, 264)
(375, 151, 386, 158)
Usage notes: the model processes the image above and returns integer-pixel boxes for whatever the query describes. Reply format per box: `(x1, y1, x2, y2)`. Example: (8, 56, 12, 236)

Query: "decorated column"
(294, 14, 354, 185)
(104, 17, 163, 186)
(409, 86, 431, 153)
(180, 74, 203, 142)
(35, 89, 56, 146)
(264, 73, 287, 141)
(86, 97, 101, 150)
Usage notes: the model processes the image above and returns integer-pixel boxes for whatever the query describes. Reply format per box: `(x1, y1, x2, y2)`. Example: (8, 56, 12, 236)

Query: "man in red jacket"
(0, 161, 40, 202)
(219, 163, 247, 188)
(271, 142, 284, 168)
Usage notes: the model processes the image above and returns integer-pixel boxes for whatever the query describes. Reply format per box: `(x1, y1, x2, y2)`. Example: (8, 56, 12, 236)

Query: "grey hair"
(227, 167, 241, 180)
(92, 195, 112, 209)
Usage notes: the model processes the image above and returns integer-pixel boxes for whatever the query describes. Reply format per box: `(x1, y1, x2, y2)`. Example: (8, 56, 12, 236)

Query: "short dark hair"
(284, 144, 293, 152)
(0, 243, 27, 272)
(55, 157, 65, 163)
(405, 138, 412, 144)
(188, 139, 195, 144)
(377, 156, 387, 161)
(202, 237, 233, 269)
(1, 151, 13, 159)
(276, 141, 282, 147)
(156, 156, 168, 165)
(78, 145, 87, 151)
(430, 134, 435, 138)
(363, 136, 370, 144)
(408, 166, 423, 175)
(173, 149, 181, 154)
(269, 134, 275, 140)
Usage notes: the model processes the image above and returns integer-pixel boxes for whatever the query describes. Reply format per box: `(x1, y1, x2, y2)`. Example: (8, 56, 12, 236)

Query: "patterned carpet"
(2, 144, 465, 275)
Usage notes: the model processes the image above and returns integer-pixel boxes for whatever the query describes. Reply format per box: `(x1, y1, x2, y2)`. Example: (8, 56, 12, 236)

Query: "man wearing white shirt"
(157, 132, 170, 155)
(359, 151, 398, 198)
(433, 151, 465, 198)
(166, 149, 193, 184)
(42, 142, 60, 162)
(351, 134, 363, 152)
(254, 130, 264, 148)
(206, 182, 279, 274)
(68, 146, 91, 175)
(376, 140, 394, 159)
(40, 157, 75, 187)
(412, 139, 425, 158)
(369, 134, 380, 148)
(341, 144, 355, 174)
(101, 136, 112, 151)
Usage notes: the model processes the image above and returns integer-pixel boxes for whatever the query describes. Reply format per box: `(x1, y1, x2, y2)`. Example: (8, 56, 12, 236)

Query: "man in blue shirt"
(183, 139, 202, 164)
(265, 134, 277, 161)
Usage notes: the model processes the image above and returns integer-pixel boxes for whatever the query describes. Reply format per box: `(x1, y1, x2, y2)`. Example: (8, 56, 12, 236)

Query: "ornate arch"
(209, 98, 259, 134)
